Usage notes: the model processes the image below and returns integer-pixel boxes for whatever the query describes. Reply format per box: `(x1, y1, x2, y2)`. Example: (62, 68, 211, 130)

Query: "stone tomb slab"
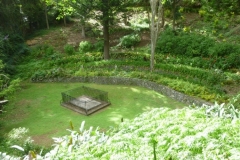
(69, 96, 101, 110)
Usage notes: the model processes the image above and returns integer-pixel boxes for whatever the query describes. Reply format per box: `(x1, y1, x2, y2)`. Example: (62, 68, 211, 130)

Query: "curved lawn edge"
(32, 76, 213, 106)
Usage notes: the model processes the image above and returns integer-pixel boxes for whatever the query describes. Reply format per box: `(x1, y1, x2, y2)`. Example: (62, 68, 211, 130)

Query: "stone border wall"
(34, 76, 213, 106)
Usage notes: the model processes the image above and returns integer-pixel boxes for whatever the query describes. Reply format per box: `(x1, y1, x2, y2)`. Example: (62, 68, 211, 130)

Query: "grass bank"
(1, 82, 186, 146)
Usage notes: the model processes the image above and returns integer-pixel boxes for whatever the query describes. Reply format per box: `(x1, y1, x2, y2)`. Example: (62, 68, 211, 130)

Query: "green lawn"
(1, 82, 186, 146)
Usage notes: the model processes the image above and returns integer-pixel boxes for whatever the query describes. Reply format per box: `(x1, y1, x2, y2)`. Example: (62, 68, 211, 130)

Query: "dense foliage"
(14, 42, 239, 103)
(118, 33, 141, 48)
(156, 28, 240, 71)
(0, 32, 21, 100)
(0, 32, 29, 75)
(1, 101, 240, 159)
(1, 0, 240, 159)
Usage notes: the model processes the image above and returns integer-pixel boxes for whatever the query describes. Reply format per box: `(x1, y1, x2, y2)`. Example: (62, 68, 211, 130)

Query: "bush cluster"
(30, 44, 55, 59)
(93, 40, 104, 52)
(118, 34, 141, 48)
(0, 32, 29, 75)
(111, 52, 149, 61)
(79, 41, 93, 53)
(156, 28, 215, 57)
(64, 44, 75, 55)
(156, 28, 240, 70)
(79, 40, 104, 53)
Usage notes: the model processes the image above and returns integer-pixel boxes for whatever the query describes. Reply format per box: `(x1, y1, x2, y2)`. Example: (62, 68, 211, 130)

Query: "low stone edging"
(33, 76, 213, 106)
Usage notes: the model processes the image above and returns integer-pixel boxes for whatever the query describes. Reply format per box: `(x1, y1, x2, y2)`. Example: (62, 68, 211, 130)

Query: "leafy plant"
(93, 40, 104, 52)
(78, 41, 93, 53)
(30, 44, 56, 59)
(118, 34, 141, 48)
(5, 127, 33, 156)
(0, 32, 29, 75)
(203, 102, 240, 119)
(156, 28, 215, 57)
(0, 127, 50, 157)
(0, 61, 21, 100)
(64, 44, 75, 55)
(0, 78, 21, 99)
(229, 93, 240, 110)
(2, 105, 240, 159)
(208, 42, 240, 57)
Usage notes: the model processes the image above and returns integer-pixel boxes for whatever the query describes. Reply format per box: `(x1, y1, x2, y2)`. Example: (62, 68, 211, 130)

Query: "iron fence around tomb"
(61, 86, 109, 103)
(61, 86, 110, 115)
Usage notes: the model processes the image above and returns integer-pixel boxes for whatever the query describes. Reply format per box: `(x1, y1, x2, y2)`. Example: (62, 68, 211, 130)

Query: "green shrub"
(0, 127, 50, 157)
(118, 34, 141, 48)
(156, 28, 215, 57)
(111, 52, 150, 61)
(0, 33, 29, 75)
(0, 76, 21, 99)
(215, 52, 240, 70)
(45, 46, 55, 56)
(208, 42, 240, 57)
(79, 41, 93, 53)
(31, 67, 70, 81)
(93, 40, 104, 52)
(64, 44, 75, 55)
(4, 106, 240, 159)
(225, 52, 240, 69)
(30, 44, 56, 58)
(5, 127, 33, 156)
(230, 93, 240, 110)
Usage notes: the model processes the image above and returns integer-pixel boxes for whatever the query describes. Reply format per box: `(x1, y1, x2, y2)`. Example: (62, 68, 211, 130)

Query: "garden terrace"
(61, 86, 110, 115)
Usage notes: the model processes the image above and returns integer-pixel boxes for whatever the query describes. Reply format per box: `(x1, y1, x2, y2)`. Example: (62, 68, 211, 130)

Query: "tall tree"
(44, 1, 50, 29)
(93, 0, 131, 60)
(98, 0, 131, 60)
(162, 0, 181, 30)
(150, 0, 163, 72)
(41, 0, 55, 29)
(101, 0, 110, 59)
(170, 0, 181, 30)
(0, 0, 23, 34)
(69, 0, 94, 38)
(54, 0, 74, 26)
(20, 0, 47, 34)
(67, 0, 131, 59)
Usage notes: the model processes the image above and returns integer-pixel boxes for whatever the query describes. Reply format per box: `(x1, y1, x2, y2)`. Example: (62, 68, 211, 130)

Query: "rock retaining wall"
(34, 76, 213, 106)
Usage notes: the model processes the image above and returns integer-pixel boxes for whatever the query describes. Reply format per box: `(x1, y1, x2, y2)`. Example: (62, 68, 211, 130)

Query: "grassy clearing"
(1, 82, 185, 146)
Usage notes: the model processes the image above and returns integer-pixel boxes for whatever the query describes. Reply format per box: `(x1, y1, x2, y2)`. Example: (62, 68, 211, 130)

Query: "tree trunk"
(102, 0, 110, 60)
(161, 6, 165, 28)
(147, 5, 151, 29)
(103, 19, 110, 60)
(172, 0, 176, 30)
(81, 20, 86, 38)
(123, 12, 129, 26)
(64, 15, 67, 26)
(150, 0, 162, 72)
(44, 2, 49, 29)
(81, 25, 85, 38)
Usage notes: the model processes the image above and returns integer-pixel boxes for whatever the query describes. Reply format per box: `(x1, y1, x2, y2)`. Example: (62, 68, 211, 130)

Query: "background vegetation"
(0, 0, 240, 159)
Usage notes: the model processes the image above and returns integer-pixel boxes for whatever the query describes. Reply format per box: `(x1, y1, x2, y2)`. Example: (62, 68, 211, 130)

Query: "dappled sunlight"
(108, 115, 123, 125)
(142, 106, 155, 112)
(45, 113, 56, 117)
(108, 111, 131, 125)
(130, 87, 141, 93)
(107, 111, 123, 125)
